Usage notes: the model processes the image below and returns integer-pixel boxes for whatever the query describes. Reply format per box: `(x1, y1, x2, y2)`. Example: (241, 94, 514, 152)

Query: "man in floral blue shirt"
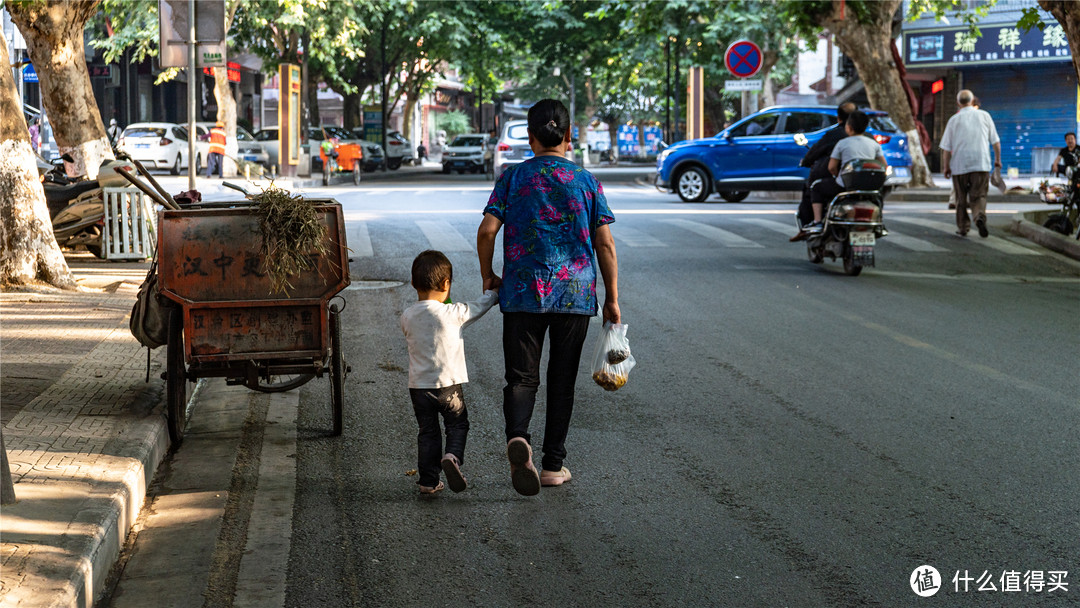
(477, 99, 620, 496)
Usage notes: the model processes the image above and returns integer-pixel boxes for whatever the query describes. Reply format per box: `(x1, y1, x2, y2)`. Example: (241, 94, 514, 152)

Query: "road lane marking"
(832, 310, 1073, 406)
(739, 218, 797, 235)
(416, 220, 473, 251)
(664, 218, 764, 248)
(877, 231, 949, 252)
(349, 222, 374, 257)
(232, 391, 297, 608)
(890, 217, 1039, 255)
(613, 225, 667, 247)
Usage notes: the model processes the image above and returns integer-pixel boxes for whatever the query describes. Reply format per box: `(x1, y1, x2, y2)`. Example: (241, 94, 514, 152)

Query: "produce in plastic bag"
(591, 322, 636, 391)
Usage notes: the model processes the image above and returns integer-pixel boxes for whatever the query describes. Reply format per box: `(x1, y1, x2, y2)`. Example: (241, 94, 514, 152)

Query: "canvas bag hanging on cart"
(129, 259, 170, 349)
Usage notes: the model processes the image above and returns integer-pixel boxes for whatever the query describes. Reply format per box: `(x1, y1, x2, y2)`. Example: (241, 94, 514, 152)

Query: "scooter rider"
(807, 110, 887, 230)
(791, 102, 856, 242)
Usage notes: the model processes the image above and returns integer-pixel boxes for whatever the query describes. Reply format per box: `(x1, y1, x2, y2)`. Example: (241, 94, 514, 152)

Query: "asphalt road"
(108, 171, 1080, 607)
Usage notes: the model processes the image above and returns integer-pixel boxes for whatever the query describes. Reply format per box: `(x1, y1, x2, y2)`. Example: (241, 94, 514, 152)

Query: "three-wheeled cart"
(320, 142, 363, 186)
(157, 199, 350, 443)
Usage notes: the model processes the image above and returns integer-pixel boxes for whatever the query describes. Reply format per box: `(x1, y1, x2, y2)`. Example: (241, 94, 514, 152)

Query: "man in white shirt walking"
(939, 89, 1001, 237)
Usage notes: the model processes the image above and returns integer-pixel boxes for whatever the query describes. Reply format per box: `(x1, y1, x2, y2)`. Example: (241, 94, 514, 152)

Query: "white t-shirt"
(830, 134, 884, 186)
(400, 290, 498, 389)
(939, 106, 1000, 175)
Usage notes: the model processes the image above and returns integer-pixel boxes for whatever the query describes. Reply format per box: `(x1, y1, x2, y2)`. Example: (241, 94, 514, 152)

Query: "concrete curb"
(1, 266, 171, 608)
(1010, 210, 1080, 261)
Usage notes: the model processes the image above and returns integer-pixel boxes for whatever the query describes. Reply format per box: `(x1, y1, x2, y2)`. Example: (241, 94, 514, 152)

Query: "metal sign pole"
(187, 0, 196, 191)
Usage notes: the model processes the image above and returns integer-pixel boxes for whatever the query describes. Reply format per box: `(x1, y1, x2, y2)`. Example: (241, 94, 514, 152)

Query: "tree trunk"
(757, 51, 779, 109)
(1040, 1, 1080, 86)
(213, 68, 238, 177)
(403, 95, 416, 148)
(0, 35, 74, 289)
(214, 0, 241, 177)
(825, 0, 934, 187)
(7, 0, 113, 180)
(343, 92, 360, 131)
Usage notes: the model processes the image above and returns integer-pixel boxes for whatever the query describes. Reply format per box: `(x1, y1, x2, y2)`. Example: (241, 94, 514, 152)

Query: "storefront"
(903, 18, 1075, 174)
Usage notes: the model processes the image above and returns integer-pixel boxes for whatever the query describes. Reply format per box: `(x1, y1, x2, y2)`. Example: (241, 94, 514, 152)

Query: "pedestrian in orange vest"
(207, 121, 227, 178)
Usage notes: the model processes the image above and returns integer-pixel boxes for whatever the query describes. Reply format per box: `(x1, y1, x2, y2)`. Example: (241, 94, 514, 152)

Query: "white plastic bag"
(591, 322, 636, 391)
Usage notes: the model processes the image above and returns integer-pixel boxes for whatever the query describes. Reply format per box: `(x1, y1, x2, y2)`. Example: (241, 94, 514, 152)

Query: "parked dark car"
(655, 105, 913, 202)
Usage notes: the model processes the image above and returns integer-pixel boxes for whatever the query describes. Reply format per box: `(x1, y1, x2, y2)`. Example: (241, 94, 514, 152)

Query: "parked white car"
(255, 127, 281, 169)
(352, 128, 415, 170)
(117, 122, 192, 174)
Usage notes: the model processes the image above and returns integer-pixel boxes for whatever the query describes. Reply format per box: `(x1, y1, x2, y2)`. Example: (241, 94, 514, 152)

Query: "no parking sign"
(724, 40, 763, 79)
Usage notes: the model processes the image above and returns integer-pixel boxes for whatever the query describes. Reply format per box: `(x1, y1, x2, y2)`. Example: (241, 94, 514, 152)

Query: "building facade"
(903, 0, 1075, 174)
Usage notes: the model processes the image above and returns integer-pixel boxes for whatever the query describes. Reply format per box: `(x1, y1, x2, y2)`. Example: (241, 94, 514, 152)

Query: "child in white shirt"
(400, 250, 498, 494)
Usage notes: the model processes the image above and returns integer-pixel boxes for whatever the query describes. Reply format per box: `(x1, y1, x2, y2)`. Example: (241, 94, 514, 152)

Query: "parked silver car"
(493, 120, 531, 179)
(195, 122, 270, 171)
(442, 133, 493, 177)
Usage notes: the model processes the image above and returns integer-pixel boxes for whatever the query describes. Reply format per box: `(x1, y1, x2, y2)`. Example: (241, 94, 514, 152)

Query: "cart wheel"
(352, 162, 362, 185)
(246, 373, 315, 393)
(329, 303, 345, 436)
(166, 307, 188, 445)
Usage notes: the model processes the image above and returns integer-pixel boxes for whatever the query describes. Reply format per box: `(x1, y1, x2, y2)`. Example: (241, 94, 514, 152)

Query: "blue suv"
(655, 106, 912, 202)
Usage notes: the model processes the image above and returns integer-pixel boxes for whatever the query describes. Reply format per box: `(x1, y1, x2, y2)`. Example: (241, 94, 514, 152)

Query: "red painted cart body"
(156, 200, 350, 441)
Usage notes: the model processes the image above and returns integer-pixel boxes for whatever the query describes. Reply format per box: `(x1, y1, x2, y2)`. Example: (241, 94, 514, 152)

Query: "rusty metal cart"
(157, 199, 350, 443)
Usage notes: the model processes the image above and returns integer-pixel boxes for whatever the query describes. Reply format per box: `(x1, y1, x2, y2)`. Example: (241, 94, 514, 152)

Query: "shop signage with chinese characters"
(903, 23, 1071, 68)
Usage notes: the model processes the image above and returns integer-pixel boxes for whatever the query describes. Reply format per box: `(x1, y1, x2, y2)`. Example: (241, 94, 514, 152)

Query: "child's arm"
(456, 289, 498, 329)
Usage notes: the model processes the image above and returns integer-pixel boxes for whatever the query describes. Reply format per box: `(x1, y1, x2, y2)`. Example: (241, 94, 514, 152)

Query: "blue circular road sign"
(725, 40, 763, 79)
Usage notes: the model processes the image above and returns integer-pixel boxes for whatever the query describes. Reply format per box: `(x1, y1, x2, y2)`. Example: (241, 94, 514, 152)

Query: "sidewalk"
(1, 253, 169, 608)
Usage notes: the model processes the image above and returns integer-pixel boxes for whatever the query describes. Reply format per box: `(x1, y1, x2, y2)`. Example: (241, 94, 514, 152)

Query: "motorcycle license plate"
(850, 231, 875, 247)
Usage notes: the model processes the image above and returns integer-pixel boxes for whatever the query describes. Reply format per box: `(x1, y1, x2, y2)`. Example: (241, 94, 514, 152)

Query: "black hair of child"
(411, 250, 452, 291)
(847, 110, 870, 135)
(528, 99, 571, 149)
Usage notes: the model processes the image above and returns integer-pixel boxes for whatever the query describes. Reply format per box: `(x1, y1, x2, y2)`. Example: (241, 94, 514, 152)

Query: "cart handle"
(223, 181, 253, 197)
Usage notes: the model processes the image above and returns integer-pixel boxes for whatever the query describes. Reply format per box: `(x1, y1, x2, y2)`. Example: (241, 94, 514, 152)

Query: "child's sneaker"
(440, 454, 468, 493)
(507, 437, 540, 496)
(540, 466, 572, 487)
(418, 481, 444, 495)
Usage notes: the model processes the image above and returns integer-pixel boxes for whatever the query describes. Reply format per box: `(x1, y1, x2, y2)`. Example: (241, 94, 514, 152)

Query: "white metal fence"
(102, 188, 157, 260)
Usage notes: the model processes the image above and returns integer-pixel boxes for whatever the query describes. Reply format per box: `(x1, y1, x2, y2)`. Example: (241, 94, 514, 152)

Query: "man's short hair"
(837, 102, 857, 124)
(847, 110, 870, 135)
(1066, 132, 1076, 140)
(411, 250, 453, 291)
(957, 89, 974, 105)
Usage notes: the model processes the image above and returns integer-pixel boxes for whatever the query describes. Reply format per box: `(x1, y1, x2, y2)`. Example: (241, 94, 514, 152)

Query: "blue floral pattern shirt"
(483, 156, 614, 315)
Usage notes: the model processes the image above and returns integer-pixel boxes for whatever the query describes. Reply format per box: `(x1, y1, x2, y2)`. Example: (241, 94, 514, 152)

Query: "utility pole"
(187, 0, 196, 191)
(665, 38, 671, 143)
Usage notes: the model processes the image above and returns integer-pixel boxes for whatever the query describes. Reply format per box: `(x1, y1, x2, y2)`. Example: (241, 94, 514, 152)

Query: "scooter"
(793, 134, 888, 276)
(1042, 166, 1080, 238)
(45, 153, 137, 258)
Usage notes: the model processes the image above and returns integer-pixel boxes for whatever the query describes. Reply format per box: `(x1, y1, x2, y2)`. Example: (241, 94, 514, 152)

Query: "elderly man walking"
(940, 89, 1000, 237)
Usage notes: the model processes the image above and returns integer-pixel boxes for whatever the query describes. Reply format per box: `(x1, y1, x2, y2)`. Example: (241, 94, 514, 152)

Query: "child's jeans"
(410, 385, 469, 487)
